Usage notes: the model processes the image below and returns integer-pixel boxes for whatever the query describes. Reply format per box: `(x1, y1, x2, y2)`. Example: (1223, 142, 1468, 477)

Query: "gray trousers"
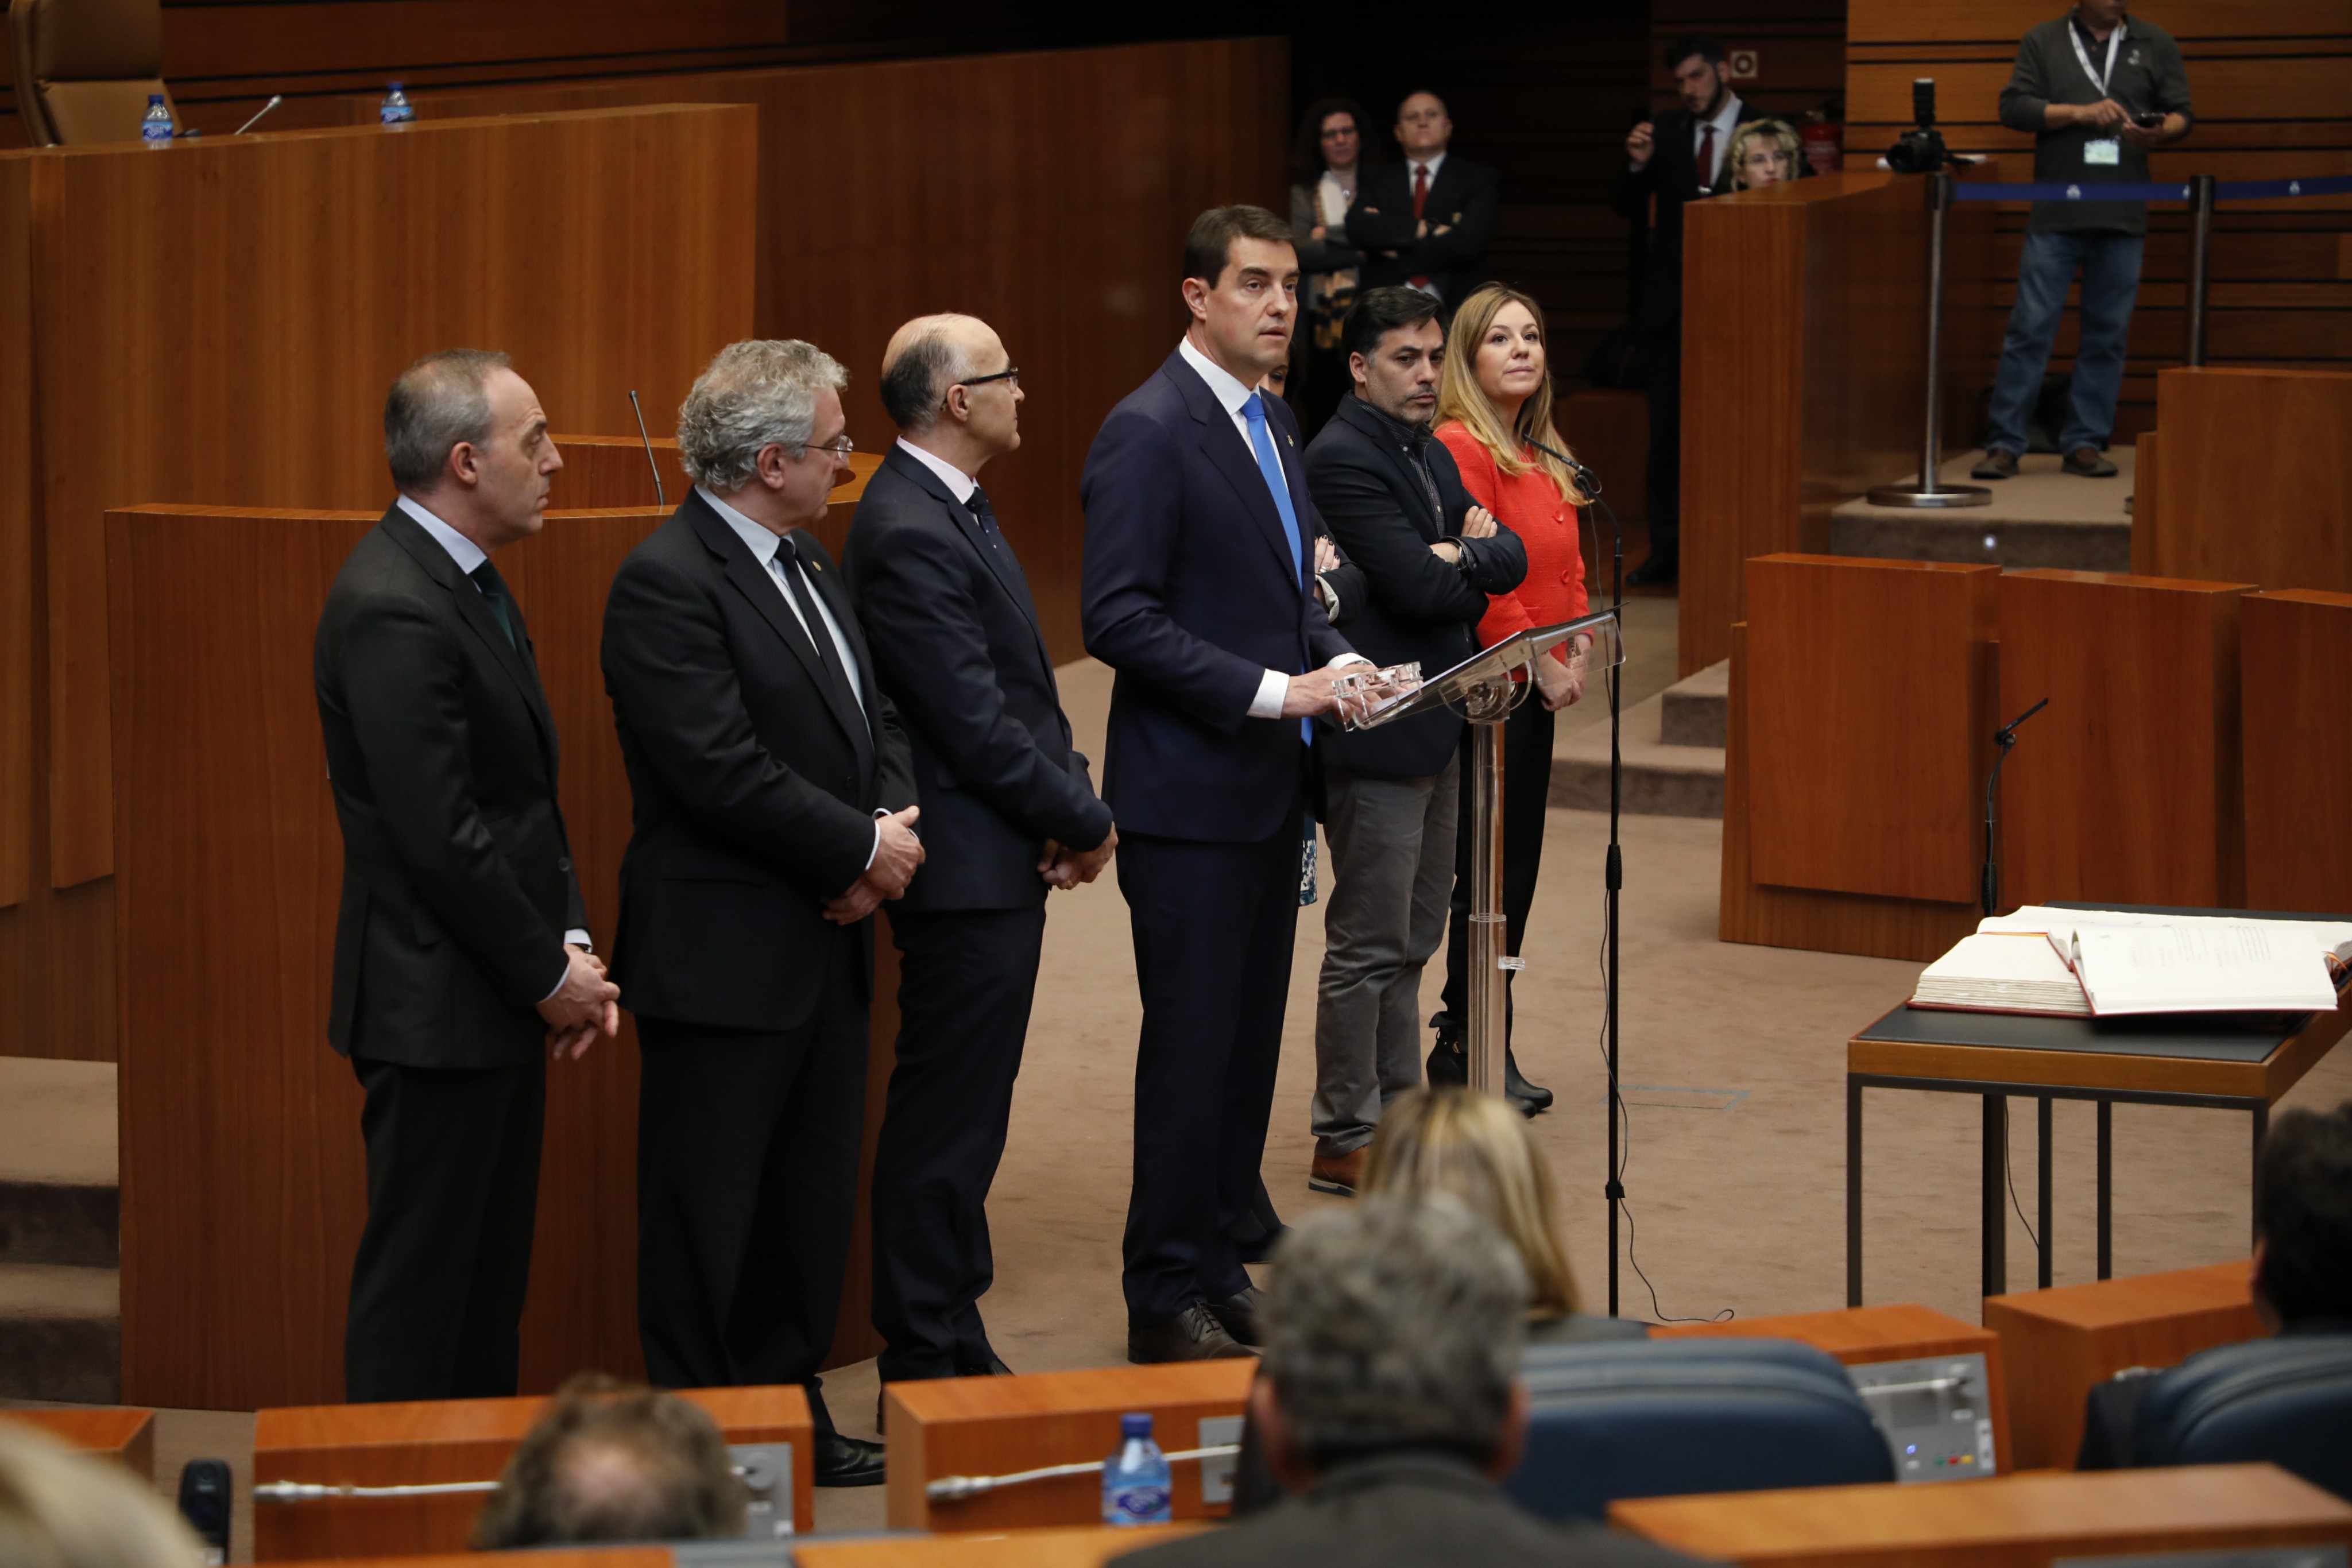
(1312, 756, 1460, 1157)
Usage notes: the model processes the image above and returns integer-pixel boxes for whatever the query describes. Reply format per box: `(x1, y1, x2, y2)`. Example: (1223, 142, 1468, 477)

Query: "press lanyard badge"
(2069, 22, 2125, 166)
(2084, 139, 2121, 165)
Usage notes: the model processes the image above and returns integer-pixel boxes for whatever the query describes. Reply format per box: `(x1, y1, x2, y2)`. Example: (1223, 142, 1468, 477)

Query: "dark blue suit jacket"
(1080, 349, 1355, 843)
(845, 444, 1112, 912)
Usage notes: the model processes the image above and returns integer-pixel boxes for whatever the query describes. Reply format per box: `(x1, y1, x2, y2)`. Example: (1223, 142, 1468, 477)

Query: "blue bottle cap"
(148, 94, 164, 104)
(1120, 1413, 1152, 1439)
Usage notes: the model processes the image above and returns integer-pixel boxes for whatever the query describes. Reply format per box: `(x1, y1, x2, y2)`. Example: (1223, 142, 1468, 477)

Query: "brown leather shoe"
(1970, 448, 2020, 480)
(1308, 1147, 1364, 1197)
(2064, 446, 2118, 477)
(1205, 1286, 1267, 1347)
(1128, 1301, 1255, 1363)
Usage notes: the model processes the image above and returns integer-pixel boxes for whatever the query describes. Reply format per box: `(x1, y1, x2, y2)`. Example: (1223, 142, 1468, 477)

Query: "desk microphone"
(1526, 436, 1602, 500)
(1980, 696, 2049, 916)
(628, 390, 666, 508)
(234, 95, 284, 135)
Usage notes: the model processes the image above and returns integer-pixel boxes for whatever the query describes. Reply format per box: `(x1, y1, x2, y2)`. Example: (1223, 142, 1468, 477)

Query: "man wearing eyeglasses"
(845, 315, 1114, 1401)
(600, 339, 919, 1489)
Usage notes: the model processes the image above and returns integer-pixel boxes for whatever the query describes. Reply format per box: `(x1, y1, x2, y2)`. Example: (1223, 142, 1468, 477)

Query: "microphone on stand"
(628, 390, 666, 509)
(1980, 696, 2049, 916)
(234, 95, 284, 135)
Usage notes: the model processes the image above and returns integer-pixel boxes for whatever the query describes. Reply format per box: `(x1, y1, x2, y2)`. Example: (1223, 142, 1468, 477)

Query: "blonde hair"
(0, 1421, 206, 1568)
(1361, 1085, 1581, 1318)
(1436, 284, 1585, 506)
(1724, 119, 1802, 191)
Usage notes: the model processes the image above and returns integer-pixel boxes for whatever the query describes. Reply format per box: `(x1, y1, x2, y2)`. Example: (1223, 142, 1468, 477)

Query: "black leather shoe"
(1505, 1047, 1553, 1114)
(1206, 1286, 1267, 1348)
(1129, 1301, 1254, 1363)
(1426, 1020, 1468, 1086)
(1429, 1024, 1546, 1116)
(814, 1431, 886, 1487)
(959, 1350, 1014, 1376)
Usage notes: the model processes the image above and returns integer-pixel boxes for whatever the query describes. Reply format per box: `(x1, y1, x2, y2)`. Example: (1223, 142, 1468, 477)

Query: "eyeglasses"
(800, 435, 856, 460)
(954, 367, 1020, 395)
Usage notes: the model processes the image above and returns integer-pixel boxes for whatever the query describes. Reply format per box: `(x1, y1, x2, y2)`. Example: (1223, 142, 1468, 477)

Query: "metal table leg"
(2253, 1102, 2269, 1248)
(2096, 1098, 2113, 1280)
(2037, 1095, 2053, 1289)
(1982, 1094, 2006, 1299)
(1847, 1078, 1863, 1307)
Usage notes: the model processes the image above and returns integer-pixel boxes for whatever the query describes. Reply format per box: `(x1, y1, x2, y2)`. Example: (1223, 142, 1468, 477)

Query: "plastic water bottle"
(380, 83, 414, 127)
(1101, 1412, 1173, 1527)
(141, 95, 174, 148)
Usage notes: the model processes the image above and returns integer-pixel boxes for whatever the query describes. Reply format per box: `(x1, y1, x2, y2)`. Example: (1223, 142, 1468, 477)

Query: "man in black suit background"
(1302, 289, 1525, 1199)
(1081, 206, 1369, 1364)
(1614, 35, 1743, 587)
(316, 349, 622, 1402)
(601, 340, 920, 1486)
(845, 313, 1115, 1393)
(1346, 92, 1499, 316)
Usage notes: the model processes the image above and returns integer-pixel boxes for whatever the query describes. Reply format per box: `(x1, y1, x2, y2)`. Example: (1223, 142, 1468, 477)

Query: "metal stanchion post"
(2185, 173, 2216, 367)
(1464, 689, 1512, 1095)
(1869, 169, 1990, 509)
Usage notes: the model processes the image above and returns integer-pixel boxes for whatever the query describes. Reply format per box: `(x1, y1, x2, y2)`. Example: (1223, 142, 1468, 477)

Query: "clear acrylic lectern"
(1342, 609, 1625, 1097)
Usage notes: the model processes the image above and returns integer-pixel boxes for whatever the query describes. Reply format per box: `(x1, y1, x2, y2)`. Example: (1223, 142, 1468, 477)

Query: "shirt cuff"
(537, 940, 589, 1005)
(563, 928, 590, 949)
(1249, 668, 1290, 720)
(1316, 574, 1343, 621)
(864, 816, 884, 872)
(1329, 653, 1371, 669)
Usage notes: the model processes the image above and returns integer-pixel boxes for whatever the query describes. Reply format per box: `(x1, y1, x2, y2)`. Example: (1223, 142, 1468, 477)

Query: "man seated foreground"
(1116, 1197, 1705, 1566)
(474, 1375, 746, 1546)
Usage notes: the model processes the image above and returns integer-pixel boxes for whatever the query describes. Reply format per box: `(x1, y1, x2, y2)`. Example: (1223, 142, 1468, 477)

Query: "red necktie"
(1697, 123, 1716, 192)
(1410, 162, 1431, 289)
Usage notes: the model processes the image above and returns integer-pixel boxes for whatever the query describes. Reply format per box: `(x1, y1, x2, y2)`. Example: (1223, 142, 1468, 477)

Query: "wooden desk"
(1656, 1305, 2011, 1473)
(1983, 1261, 2262, 1471)
(1847, 979, 2349, 1306)
(884, 1362, 1255, 1533)
(253, 1385, 812, 1559)
(0, 1407, 154, 1477)
(797, 1524, 1209, 1568)
(1611, 1463, 2352, 1567)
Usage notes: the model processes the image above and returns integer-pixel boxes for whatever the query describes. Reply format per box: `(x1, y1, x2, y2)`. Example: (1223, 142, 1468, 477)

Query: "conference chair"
(2130, 1336, 2352, 1501)
(9, 0, 176, 146)
(1503, 1338, 1896, 1521)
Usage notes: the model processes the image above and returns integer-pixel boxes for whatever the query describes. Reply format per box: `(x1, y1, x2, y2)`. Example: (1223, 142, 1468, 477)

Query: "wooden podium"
(2136, 367, 2352, 595)
(2241, 589, 2352, 913)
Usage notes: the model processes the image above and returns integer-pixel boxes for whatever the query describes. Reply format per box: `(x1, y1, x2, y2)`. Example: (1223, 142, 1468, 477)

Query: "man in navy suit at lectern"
(1080, 205, 1368, 1364)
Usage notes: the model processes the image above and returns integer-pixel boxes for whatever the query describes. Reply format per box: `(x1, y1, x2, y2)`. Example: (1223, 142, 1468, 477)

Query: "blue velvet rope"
(1946, 174, 2352, 202)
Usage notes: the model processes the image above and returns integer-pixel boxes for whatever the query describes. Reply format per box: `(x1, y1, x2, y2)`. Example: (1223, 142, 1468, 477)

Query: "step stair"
(0, 1060, 120, 1401)
(1552, 659, 1727, 819)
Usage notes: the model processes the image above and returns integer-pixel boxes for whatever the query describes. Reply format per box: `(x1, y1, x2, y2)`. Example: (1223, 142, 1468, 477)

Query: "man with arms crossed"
(1082, 206, 1365, 1363)
(1303, 288, 1524, 1198)
(316, 349, 621, 1401)
(848, 314, 1115, 1393)
(602, 341, 919, 1485)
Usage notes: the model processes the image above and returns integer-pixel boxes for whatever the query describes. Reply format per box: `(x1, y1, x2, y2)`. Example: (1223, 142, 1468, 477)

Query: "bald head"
(879, 313, 1021, 472)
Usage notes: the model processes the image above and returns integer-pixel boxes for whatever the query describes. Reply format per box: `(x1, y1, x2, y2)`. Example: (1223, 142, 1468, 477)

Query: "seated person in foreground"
(2079, 1098, 2352, 1467)
(1119, 1197, 1705, 1568)
(474, 1374, 746, 1546)
(0, 1422, 208, 1568)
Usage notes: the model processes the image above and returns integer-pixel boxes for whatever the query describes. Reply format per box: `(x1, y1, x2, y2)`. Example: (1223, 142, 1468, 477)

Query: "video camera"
(1886, 77, 1952, 173)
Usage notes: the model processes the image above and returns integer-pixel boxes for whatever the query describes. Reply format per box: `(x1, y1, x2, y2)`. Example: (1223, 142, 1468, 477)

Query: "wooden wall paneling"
(38, 104, 758, 892)
(1747, 555, 1996, 902)
(2133, 367, 2352, 591)
(0, 155, 26, 908)
(1720, 617, 1989, 963)
(2240, 589, 2352, 915)
(1995, 570, 2254, 911)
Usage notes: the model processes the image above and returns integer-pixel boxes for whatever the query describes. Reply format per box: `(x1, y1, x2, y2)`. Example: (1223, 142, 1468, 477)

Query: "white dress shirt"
(1695, 92, 1744, 189)
(393, 493, 591, 985)
(1405, 149, 1448, 189)
(696, 484, 885, 872)
(1173, 339, 1365, 720)
(894, 436, 978, 505)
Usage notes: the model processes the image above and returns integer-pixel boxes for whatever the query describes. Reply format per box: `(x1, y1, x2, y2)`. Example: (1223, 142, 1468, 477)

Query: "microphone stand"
(1980, 697, 2048, 916)
(1534, 438, 1624, 1317)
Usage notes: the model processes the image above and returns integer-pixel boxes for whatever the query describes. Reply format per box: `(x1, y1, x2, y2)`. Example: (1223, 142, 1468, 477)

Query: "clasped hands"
(1038, 825, 1118, 892)
(537, 943, 620, 1062)
(825, 805, 926, 926)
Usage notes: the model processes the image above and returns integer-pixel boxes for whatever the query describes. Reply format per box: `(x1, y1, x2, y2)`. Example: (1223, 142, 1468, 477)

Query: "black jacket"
(844, 445, 1111, 912)
(600, 489, 917, 1031)
(315, 505, 587, 1069)
(1613, 103, 1737, 331)
(1115, 1450, 1710, 1568)
(1305, 394, 1525, 778)
(1347, 156, 1500, 311)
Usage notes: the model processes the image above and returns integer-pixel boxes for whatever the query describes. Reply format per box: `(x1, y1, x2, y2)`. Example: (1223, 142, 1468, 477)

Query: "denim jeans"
(1985, 230, 2144, 457)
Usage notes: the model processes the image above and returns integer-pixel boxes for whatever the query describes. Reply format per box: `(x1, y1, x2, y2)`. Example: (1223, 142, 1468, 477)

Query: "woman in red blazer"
(1426, 282, 1591, 1113)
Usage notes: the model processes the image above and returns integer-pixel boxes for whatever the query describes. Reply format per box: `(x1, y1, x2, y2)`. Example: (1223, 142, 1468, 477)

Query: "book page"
(2072, 923, 2339, 1016)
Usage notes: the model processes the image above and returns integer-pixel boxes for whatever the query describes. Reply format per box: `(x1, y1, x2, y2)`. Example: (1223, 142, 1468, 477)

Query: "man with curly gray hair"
(601, 339, 920, 1489)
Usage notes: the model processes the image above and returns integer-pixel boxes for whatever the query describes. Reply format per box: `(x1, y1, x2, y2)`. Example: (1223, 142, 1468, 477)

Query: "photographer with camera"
(1971, 0, 2190, 482)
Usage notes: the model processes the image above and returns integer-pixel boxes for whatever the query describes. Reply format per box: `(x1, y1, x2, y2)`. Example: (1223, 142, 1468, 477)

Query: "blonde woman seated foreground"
(0, 1422, 208, 1568)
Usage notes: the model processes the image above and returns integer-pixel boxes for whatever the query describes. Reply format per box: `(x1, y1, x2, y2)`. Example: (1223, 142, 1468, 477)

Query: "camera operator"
(1972, 0, 2190, 482)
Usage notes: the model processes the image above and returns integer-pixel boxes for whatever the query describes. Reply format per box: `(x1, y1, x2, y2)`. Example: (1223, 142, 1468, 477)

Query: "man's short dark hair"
(2254, 1100, 2352, 1323)
(878, 321, 973, 433)
(1665, 34, 1727, 70)
(1343, 287, 1442, 363)
(1182, 205, 1296, 289)
(384, 349, 510, 491)
(473, 1375, 746, 1548)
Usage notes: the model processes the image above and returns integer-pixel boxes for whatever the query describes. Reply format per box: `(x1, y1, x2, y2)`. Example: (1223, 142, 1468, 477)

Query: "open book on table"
(1911, 905, 2352, 1019)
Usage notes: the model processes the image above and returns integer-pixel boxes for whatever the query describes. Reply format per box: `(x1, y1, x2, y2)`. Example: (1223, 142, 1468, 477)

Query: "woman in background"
(1287, 96, 1371, 437)
(1717, 117, 1804, 191)
(1427, 283, 1591, 1114)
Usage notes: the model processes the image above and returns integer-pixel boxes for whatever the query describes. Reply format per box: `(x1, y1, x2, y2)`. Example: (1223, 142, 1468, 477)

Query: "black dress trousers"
(870, 902, 1049, 1383)
(344, 1055, 546, 1402)
(635, 922, 868, 1430)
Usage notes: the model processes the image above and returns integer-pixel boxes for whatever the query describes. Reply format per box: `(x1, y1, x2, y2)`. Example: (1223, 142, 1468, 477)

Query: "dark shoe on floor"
(1625, 555, 1678, 588)
(1426, 1020, 1467, 1086)
(1307, 1147, 1364, 1197)
(1970, 448, 2020, 480)
(2063, 446, 2118, 477)
(1206, 1286, 1267, 1347)
(814, 1431, 887, 1487)
(958, 1351, 1014, 1376)
(1128, 1301, 1255, 1364)
(1505, 1047, 1553, 1115)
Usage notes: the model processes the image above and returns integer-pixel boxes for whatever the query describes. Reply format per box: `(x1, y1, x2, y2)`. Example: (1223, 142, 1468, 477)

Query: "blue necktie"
(1243, 392, 1313, 743)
